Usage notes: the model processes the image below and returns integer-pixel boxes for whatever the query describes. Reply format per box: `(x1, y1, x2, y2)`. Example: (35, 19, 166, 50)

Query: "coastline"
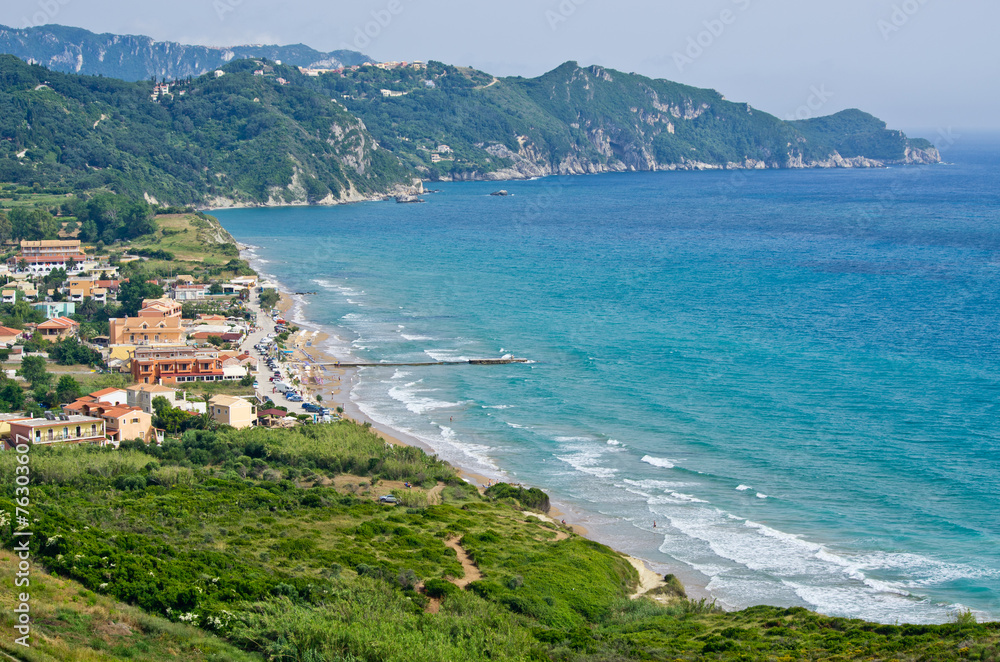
(242, 243, 678, 594)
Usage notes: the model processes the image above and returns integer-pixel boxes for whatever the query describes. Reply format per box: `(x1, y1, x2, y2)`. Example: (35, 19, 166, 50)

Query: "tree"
(0, 211, 11, 243)
(0, 380, 25, 412)
(208, 282, 224, 295)
(259, 288, 280, 309)
(207, 335, 224, 347)
(117, 279, 164, 316)
(18, 355, 51, 389)
(56, 375, 82, 404)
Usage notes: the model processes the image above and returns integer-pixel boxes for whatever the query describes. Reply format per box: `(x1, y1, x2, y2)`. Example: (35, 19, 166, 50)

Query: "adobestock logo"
(877, 0, 932, 40)
(673, 0, 753, 74)
(21, 0, 71, 29)
(545, 0, 588, 32)
(344, 0, 409, 51)
(785, 85, 834, 121)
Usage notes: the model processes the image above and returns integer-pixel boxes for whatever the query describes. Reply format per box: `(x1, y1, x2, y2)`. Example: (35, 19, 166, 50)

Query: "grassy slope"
(0, 550, 260, 661)
(0, 422, 998, 661)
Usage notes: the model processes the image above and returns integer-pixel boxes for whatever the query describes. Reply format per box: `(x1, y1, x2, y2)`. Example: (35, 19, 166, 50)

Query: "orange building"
(12, 240, 87, 274)
(62, 401, 156, 443)
(131, 346, 224, 385)
(139, 298, 183, 318)
(109, 315, 186, 346)
(36, 316, 80, 339)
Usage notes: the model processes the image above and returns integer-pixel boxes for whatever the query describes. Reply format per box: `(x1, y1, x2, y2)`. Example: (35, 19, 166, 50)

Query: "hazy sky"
(2, 0, 997, 134)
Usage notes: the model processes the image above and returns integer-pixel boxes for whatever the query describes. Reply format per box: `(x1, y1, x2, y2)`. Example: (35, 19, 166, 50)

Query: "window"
(47, 429, 53, 441)
(75, 426, 81, 437)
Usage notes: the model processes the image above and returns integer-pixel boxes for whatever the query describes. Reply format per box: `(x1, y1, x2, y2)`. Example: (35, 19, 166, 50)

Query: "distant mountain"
(0, 53, 939, 207)
(0, 24, 372, 81)
(311, 60, 940, 182)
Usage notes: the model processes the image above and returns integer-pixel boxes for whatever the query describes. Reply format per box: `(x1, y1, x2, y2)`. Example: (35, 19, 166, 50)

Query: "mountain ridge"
(0, 49, 940, 207)
(0, 23, 372, 81)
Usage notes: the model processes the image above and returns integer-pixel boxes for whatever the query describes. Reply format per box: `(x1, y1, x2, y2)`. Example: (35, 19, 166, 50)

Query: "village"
(0, 237, 330, 450)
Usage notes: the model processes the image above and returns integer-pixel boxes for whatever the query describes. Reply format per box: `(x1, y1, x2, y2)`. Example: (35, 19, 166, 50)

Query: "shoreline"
(242, 244, 682, 596)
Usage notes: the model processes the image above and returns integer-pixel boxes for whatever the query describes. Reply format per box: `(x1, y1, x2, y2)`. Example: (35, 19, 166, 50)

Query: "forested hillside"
(0, 52, 939, 206)
(0, 55, 411, 205)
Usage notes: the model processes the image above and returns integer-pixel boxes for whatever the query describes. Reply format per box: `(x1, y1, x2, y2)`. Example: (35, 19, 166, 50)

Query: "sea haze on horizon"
(215, 137, 1000, 624)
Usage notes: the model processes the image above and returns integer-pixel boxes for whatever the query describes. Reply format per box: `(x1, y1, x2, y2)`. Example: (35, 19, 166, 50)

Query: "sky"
(1, 0, 997, 133)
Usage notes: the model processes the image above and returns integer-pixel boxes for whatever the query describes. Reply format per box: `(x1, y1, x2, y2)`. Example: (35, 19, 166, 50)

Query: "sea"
(215, 135, 1000, 625)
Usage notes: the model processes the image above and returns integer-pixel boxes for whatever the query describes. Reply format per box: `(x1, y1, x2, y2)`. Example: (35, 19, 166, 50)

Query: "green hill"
(0, 54, 939, 206)
(1, 423, 996, 661)
(0, 55, 412, 205)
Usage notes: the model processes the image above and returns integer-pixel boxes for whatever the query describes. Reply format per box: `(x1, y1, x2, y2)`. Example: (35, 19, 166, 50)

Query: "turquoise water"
(215, 138, 1000, 624)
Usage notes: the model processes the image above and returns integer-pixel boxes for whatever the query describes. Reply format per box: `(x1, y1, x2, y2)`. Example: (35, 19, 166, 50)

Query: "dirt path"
(626, 556, 666, 598)
(445, 537, 481, 587)
(427, 484, 445, 505)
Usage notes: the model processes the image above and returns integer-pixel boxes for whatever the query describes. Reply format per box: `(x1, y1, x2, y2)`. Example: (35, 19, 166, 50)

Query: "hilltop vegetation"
(2, 421, 998, 661)
(0, 55, 410, 206)
(0, 53, 938, 206)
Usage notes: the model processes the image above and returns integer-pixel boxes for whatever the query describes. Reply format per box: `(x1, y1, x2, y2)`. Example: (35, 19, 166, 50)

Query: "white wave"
(481, 404, 514, 410)
(554, 436, 594, 443)
(641, 455, 676, 469)
(505, 422, 527, 429)
(387, 383, 464, 415)
(391, 370, 411, 380)
(401, 334, 436, 341)
(555, 450, 618, 479)
(424, 349, 475, 362)
(756, 493, 768, 499)
(607, 439, 622, 446)
(735, 484, 753, 492)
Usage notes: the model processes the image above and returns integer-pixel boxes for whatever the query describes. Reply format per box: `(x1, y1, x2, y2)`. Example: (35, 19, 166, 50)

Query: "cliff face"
(318, 61, 940, 184)
(0, 24, 370, 81)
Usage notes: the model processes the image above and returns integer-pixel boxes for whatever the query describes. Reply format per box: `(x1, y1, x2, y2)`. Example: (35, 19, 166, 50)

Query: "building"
(131, 346, 224, 385)
(61, 400, 155, 443)
(109, 315, 186, 346)
(1, 290, 15, 305)
(83, 387, 129, 406)
(172, 283, 210, 301)
(139, 298, 183, 318)
(12, 240, 88, 274)
(126, 383, 206, 415)
(0, 326, 23, 346)
(0, 414, 33, 443)
(36, 316, 79, 340)
(33, 302, 76, 318)
(8, 414, 107, 446)
(209, 395, 255, 429)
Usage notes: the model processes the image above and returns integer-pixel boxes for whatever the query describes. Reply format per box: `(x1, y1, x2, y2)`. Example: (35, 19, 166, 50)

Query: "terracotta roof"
(101, 406, 145, 419)
(37, 316, 79, 330)
(89, 388, 123, 398)
(126, 383, 176, 393)
(0, 326, 22, 336)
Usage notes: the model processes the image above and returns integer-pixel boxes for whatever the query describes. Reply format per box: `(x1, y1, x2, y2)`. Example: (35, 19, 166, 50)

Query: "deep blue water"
(216, 137, 1000, 624)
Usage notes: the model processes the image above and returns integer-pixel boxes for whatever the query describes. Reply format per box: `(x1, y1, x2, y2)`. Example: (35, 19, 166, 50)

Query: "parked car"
(378, 495, 398, 504)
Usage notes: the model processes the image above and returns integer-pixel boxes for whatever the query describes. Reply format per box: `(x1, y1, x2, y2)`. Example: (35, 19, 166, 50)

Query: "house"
(36, 316, 79, 340)
(8, 414, 107, 447)
(172, 283, 210, 301)
(126, 383, 206, 415)
(131, 346, 224, 385)
(209, 395, 255, 429)
(1, 290, 15, 305)
(174, 274, 195, 284)
(91, 287, 108, 304)
(84, 387, 129, 406)
(102, 406, 157, 444)
(0, 414, 33, 443)
(139, 298, 183, 318)
(68, 289, 85, 303)
(0, 326, 23, 346)
(33, 301, 76, 318)
(11, 239, 88, 274)
(65, 277, 100, 298)
(14, 282, 37, 301)
(109, 315, 186, 346)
